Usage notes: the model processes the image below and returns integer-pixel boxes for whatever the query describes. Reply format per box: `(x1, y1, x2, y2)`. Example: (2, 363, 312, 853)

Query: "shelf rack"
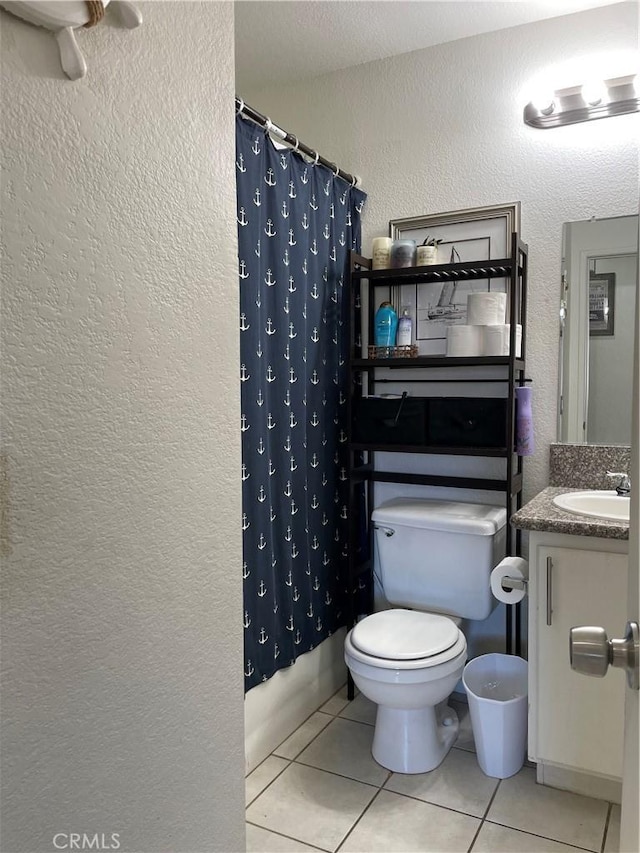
(346, 234, 528, 697)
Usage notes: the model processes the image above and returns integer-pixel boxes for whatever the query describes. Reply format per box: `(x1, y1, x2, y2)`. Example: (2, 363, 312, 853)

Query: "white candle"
(416, 245, 439, 265)
(371, 237, 393, 270)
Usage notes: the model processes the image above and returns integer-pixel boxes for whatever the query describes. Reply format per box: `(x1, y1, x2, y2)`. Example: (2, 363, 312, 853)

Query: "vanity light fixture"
(523, 74, 639, 128)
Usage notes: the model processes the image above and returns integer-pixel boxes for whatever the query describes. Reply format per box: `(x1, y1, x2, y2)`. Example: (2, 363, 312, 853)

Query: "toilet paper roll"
(467, 292, 507, 326)
(482, 324, 507, 356)
(446, 324, 483, 357)
(482, 324, 522, 357)
(490, 556, 529, 605)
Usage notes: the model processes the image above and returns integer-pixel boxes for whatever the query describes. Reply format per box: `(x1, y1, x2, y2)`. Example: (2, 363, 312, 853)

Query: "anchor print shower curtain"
(236, 115, 366, 691)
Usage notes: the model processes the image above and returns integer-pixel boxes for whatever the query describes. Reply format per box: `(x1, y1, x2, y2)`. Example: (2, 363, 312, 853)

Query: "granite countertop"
(511, 486, 629, 541)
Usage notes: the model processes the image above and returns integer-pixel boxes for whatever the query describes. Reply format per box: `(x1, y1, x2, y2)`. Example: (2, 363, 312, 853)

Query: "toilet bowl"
(344, 608, 467, 774)
(344, 498, 506, 774)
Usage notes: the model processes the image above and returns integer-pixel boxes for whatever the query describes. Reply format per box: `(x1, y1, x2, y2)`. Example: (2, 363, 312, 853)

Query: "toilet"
(344, 497, 506, 774)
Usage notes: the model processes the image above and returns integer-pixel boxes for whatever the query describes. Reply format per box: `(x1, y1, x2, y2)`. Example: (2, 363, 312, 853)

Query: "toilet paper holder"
(501, 576, 528, 592)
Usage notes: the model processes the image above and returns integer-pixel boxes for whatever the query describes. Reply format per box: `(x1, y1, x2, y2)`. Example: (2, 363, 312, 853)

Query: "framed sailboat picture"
(389, 203, 520, 354)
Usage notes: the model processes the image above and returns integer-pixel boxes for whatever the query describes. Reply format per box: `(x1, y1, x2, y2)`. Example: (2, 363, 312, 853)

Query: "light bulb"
(531, 90, 555, 116)
(582, 80, 607, 106)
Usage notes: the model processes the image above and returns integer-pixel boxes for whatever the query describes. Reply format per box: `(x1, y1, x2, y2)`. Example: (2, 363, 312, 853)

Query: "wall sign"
(0, 1, 142, 80)
(589, 272, 615, 336)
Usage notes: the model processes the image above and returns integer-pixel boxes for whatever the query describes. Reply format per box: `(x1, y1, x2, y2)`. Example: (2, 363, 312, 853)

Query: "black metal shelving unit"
(346, 234, 528, 697)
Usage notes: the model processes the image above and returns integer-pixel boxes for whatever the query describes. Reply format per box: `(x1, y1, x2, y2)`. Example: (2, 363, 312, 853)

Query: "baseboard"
(536, 761, 622, 804)
(244, 629, 347, 774)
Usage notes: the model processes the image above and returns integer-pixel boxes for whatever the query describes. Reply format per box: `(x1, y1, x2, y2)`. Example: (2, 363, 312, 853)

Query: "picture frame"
(388, 203, 521, 354)
(589, 272, 615, 336)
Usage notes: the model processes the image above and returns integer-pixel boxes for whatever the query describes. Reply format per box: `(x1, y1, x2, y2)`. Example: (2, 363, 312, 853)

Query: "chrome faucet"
(607, 471, 631, 496)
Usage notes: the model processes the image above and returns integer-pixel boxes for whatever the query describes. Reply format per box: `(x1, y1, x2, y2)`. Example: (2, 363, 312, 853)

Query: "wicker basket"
(367, 344, 419, 360)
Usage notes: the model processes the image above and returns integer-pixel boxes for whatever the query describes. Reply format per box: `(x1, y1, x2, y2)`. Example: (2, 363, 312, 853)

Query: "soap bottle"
(515, 386, 534, 456)
(374, 301, 398, 348)
(397, 307, 413, 347)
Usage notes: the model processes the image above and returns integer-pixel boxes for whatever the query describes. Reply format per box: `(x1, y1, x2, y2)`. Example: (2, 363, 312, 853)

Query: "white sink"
(552, 490, 630, 522)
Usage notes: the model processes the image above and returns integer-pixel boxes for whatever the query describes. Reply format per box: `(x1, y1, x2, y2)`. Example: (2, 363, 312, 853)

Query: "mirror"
(558, 214, 638, 445)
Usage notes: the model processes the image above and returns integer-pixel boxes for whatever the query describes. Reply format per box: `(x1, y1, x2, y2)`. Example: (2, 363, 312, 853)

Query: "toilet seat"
(348, 609, 466, 670)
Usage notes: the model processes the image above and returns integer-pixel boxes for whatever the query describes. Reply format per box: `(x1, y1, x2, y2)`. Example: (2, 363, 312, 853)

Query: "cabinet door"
(536, 547, 628, 778)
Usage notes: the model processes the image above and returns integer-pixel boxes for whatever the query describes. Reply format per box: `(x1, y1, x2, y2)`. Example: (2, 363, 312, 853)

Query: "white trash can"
(462, 653, 528, 779)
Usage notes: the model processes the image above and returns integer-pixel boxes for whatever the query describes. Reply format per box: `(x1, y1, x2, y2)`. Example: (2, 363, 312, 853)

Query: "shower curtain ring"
(265, 116, 273, 134)
(291, 135, 300, 153)
(312, 150, 320, 166)
(350, 174, 357, 187)
(332, 163, 340, 177)
(236, 97, 244, 114)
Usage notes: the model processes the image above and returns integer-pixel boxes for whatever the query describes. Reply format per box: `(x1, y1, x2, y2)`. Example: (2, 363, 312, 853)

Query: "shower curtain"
(236, 115, 366, 691)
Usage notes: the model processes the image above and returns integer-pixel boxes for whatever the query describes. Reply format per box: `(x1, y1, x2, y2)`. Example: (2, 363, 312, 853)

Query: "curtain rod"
(236, 97, 361, 188)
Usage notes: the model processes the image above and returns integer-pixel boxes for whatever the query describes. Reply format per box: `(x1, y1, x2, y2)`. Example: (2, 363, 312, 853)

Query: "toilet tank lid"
(371, 498, 506, 535)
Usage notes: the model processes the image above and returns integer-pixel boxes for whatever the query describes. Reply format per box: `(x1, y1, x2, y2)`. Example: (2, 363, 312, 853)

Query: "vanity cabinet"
(528, 531, 628, 798)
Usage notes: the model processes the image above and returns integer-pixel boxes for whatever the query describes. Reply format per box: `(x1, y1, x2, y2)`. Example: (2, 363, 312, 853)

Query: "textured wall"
(1, 3, 244, 852)
(241, 2, 639, 501)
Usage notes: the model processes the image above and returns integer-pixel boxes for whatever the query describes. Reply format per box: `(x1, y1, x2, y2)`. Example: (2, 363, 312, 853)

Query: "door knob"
(570, 622, 639, 690)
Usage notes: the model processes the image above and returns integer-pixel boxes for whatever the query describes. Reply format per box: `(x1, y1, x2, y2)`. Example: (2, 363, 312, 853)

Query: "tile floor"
(245, 687, 621, 853)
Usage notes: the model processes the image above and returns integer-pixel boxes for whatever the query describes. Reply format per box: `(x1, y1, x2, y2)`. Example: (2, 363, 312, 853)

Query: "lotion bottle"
(515, 386, 534, 455)
(397, 307, 413, 346)
(374, 302, 398, 347)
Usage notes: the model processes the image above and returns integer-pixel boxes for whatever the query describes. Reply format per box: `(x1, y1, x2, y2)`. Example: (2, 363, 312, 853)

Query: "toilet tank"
(372, 498, 507, 621)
